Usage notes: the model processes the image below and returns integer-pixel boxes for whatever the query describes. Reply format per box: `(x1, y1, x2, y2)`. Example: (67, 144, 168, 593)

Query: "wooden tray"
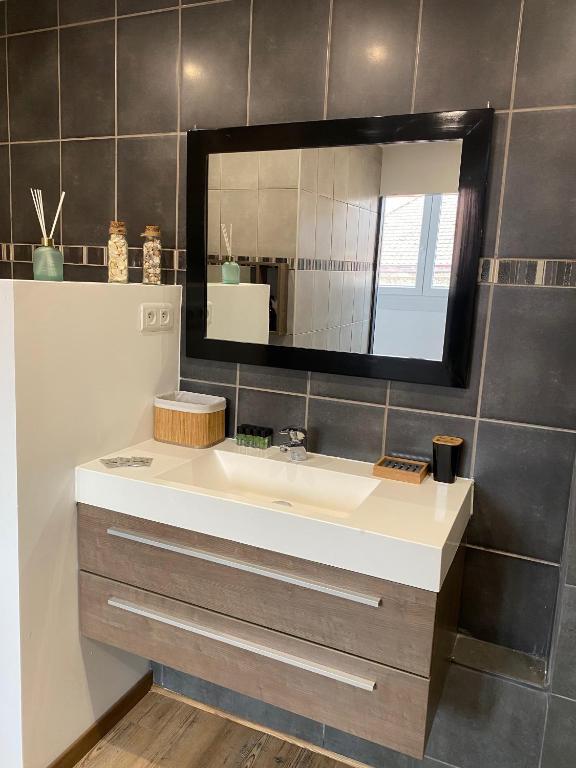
(373, 455, 430, 484)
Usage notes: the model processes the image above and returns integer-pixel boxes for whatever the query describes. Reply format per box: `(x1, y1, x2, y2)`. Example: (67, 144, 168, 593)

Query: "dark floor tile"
(239, 364, 308, 394)
(62, 140, 115, 246)
(180, 379, 237, 437)
(8, 31, 59, 141)
(180, 0, 250, 130)
(181, 357, 237, 384)
(470, 422, 576, 563)
(310, 372, 388, 405)
(59, 0, 115, 24)
(60, 22, 115, 138)
(237, 389, 306, 445)
(0, 262, 11, 280)
(308, 398, 384, 462)
(482, 114, 508, 257)
(452, 634, 546, 687)
(326, 0, 419, 119)
(250, 0, 330, 124)
(0, 146, 10, 242)
(414, 0, 521, 112)
(161, 667, 324, 747)
(390, 285, 488, 416)
(118, 0, 176, 13)
(10, 142, 60, 244)
(324, 727, 430, 768)
(481, 286, 576, 429)
(117, 136, 178, 248)
(385, 410, 475, 475)
(551, 586, 576, 699)
(459, 548, 559, 657)
(426, 665, 547, 768)
(117, 11, 179, 135)
(500, 111, 576, 258)
(515, 0, 576, 108)
(7, 0, 56, 33)
(0, 41, 7, 143)
(541, 695, 576, 768)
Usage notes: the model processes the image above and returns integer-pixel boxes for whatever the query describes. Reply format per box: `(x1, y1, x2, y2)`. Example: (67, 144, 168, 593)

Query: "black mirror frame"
(186, 109, 493, 387)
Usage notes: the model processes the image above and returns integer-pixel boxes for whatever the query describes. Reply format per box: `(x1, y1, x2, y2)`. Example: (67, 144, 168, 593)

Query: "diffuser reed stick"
(30, 188, 65, 243)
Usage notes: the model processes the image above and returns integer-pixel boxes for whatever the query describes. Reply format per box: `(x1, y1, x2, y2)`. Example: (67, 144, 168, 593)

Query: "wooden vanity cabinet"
(78, 503, 464, 759)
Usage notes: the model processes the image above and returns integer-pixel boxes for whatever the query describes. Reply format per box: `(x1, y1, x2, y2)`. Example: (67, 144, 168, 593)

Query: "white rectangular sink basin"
(158, 450, 380, 515)
(75, 439, 474, 591)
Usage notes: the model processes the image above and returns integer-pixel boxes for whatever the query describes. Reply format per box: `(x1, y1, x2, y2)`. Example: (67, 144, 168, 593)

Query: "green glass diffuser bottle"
(33, 237, 64, 281)
(30, 188, 65, 281)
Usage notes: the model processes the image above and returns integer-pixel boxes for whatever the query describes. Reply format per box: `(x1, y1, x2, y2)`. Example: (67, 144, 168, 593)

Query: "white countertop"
(75, 439, 473, 592)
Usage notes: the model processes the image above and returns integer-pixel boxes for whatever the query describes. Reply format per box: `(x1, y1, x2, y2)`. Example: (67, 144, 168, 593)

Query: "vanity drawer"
(78, 504, 438, 675)
(80, 571, 431, 759)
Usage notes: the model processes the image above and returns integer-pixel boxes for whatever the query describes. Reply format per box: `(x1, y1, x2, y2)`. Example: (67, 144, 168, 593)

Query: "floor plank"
(75, 689, 346, 768)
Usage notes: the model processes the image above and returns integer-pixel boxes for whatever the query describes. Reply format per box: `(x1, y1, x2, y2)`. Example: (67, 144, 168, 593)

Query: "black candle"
(432, 435, 464, 483)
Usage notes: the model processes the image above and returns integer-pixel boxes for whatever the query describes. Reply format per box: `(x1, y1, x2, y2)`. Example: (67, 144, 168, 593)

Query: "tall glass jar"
(107, 220, 128, 283)
(142, 224, 162, 285)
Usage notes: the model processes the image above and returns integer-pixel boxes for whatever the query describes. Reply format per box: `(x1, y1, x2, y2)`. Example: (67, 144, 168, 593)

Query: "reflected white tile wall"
(300, 148, 319, 193)
(207, 190, 221, 256)
(318, 148, 335, 198)
(297, 190, 317, 260)
(315, 196, 333, 261)
(258, 189, 298, 259)
(221, 151, 259, 189)
(328, 272, 344, 328)
(358, 208, 370, 262)
(312, 271, 330, 331)
(345, 205, 359, 261)
(258, 150, 299, 188)
(332, 200, 347, 260)
(208, 154, 221, 190)
(334, 147, 349, 203)
(220, 190, 258, 258)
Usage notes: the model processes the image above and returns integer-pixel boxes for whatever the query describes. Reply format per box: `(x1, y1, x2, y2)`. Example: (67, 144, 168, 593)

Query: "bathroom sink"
(158, 449, 380, 514)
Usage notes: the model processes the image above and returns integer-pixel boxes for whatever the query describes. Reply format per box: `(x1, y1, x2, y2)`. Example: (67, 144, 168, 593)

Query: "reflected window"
(378, 192, 458, 295)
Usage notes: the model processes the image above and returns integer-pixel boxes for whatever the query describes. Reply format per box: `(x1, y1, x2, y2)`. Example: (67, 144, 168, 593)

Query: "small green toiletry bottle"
(222, 260, 240, 285)
(33, 237, 64, 281)
(236, 425, 246, 446)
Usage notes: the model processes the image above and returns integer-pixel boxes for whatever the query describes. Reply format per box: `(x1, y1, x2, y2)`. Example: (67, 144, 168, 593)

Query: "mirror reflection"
(205, 139, 462, 361)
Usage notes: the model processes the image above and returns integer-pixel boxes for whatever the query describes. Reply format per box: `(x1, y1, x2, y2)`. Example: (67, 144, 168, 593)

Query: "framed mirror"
(186, 110, 493, 386)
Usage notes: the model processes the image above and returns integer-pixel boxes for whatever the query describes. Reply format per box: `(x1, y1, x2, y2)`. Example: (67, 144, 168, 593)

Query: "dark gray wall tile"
(310, 372, 387, 405)
(0, 146, 10, 242)
(470, 422, 576, 563)
(180, 0, 250, 130)
(12, 261, 33, 279)
(426, 665, 547, 768)
(308, 398, 384, 461)
(237, 388, 306, 445)
(60, 22, 115, 139)
(482, 114, 508, 257)
(324, 727, 428, 768)
(499, 111, 576, 258)
(481, 286, 576, 429)
(64, 263, 107, 282)
(250, 0, 330, 124)
(551, 586, 576, 699)
(385, 410, 475, 475)
(180, 379, 237, 437)
(390, 285, 488, 416)
(59, 0, 115, 24)
(117, 136, 177, 248)
(515, 0, 576, 109)
(8, 31, 59, 141)
(239, 364, 308, 394)
(541, 696, 576, 768)
(0, 3, 5, 36)
(10, 141, 60, 244)
(61, 140, 115, 246)
(117, 11, 179, 135)
(181, 357, 237, 385)
(118, 0, 175, 13)
(7, 0, 56, 33)
(161, 667, 324, 747)
(0, 262, 12, 280)
(460, 548, 559, 657)
(0, 41, 7, 143)
(327, 0, 419, 119)
(414, 0, 521, 112)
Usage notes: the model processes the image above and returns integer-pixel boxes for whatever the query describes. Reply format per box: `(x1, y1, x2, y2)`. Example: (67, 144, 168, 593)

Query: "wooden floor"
(75, 687, 347, 768)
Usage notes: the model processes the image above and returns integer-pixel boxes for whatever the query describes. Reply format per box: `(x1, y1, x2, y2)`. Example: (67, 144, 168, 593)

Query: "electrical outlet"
(140, 303, 174, 333)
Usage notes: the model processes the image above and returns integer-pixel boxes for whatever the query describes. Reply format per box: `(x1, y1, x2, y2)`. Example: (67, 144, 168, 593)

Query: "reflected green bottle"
(33, 238, 63, 281)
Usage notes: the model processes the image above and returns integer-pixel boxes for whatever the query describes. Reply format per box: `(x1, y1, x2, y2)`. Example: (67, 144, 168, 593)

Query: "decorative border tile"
(479, 257, 576, 287)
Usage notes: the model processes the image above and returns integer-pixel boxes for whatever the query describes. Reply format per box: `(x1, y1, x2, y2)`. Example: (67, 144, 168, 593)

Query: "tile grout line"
(322, 0, 334, 120)
(4, 6, 13, 275)
(114, 0, 118, 222)
(470, 0, 525, 477)
(380, 381, 390, 455)
(246, 0, 253, 126)
(304, 371, 311, 430)
(465, 543, 559, 568)
(537, 694, 550, 768)
(234, 364, 240, 434)
(56, 0, 63, 246)
(174, 0, 182, 255)
(409, 0, 424, 113)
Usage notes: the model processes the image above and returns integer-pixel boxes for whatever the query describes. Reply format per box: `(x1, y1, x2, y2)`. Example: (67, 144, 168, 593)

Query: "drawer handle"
(108, 597, 376, 692)
(107, 528, 382, 608)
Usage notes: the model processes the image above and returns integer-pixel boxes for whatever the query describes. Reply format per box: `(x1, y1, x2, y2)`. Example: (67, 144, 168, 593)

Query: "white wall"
(0, 284, 23, 767)
(1, 281, 181, 768)
(380, 140, 462, 195)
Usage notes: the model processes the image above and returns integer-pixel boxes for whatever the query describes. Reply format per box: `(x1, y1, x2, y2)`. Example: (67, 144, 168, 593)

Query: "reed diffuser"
(31, 188, 65, 281)
(221, 222, 239, 284)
